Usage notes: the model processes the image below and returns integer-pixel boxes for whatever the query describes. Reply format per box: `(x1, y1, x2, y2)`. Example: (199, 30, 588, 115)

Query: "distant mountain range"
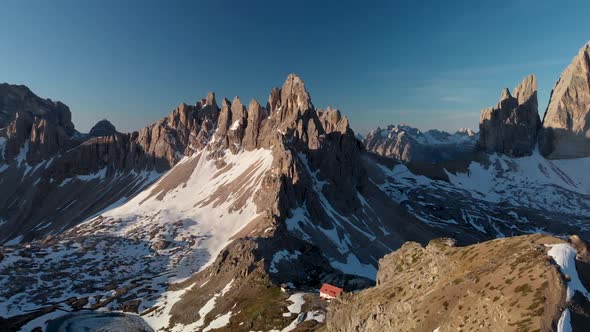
(1, 42, 590, 332)
(363, 124, 478, 163)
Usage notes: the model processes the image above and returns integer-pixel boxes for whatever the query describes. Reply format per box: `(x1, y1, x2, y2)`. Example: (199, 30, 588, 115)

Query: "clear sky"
(1, 0, 589, 135)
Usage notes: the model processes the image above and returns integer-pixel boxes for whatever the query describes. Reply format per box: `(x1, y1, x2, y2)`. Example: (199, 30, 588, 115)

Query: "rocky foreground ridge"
(328, 234, 590, 332)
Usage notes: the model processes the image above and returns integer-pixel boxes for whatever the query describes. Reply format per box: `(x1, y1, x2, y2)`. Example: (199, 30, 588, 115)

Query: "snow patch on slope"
(286, 293, 306, 314)
(557, 309, 572, 332)
(203, 311, 233, 331)
(547, 243, 590, 332)
(369, 149, 590, 234)
(547, 243, 590, 301)
(270, 250, 302, 273)
(0, 148, 273, 329)
(330, 253, 377, 280)
(446, 151, 590, 215)
(102, 149, 273, 280)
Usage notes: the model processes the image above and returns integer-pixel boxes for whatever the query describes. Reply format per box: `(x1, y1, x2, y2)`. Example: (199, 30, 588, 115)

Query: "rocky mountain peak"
(243, 99, 267, 150)
(230, 96, 246, 126)
(319, 107, 350, 135)
(248, 98, 261, 111)
(221, 97, 231, 109)
(0, 83, 76, 162)
(455, 128, 476, 136)
(205, 92, 217, 109)
(0, 83, 74, 135)
(279, 74, 313, 120)
(215, 98, 232, 137)
(195, 92, 220, 123)
(513, 74, 537, 105)
(500, 87, 512, 102)
(538, 41, 590, 159)
(88, 119, 118, 137)
(478, 74, 540, 157)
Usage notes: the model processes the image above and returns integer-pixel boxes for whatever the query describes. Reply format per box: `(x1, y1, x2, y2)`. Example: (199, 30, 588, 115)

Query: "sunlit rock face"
(539, 43, 590, 159)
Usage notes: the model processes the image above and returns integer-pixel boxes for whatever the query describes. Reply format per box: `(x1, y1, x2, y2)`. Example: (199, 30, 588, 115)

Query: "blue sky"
(1, 0, 589, 134)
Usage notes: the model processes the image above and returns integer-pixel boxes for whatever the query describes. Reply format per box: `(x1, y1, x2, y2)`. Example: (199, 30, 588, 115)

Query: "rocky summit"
(0, 83, 75, 163)
(478, 74, 541, 157)
(2, 41, 590, 332)
(88, 119, 118, 137)
(539, 42, 590, 159)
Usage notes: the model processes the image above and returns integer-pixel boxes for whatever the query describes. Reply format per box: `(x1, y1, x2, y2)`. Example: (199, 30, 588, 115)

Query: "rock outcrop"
(539, 43, 590, 159)
(0, 83, 74, 133)
(0, 84, 76, 163)
(363, 125, 478, 163)
(327, 234, 590, 332)
(88, 119, 118, 137)
(478, 74, 540, 157)
(243, 99, 267, 150)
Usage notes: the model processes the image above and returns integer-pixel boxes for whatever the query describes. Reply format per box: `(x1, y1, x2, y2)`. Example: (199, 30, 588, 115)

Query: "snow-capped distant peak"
(455, 128, 476, 136)
(368, 124, 477, 146)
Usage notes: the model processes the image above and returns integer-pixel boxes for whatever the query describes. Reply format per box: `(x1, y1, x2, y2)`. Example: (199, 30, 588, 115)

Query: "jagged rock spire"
(243, 99, 267, 150)
(500, 88, 512, 102)
(278, 74, 313, 122)
(478, 74, 540, 157)
(513, 74, 537, 106)
(216, 98, 232, 137)
(230, 96, 246, 126)
(267, 87, 281, 113)
(205, 92, 218, 109)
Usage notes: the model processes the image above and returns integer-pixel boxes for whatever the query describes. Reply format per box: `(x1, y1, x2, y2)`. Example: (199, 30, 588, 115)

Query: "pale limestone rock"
(539, 42, 590, 159)
(478, 74, 540, 157)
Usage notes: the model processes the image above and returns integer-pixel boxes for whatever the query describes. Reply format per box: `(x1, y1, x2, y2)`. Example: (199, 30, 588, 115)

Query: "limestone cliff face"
(0, 84, 75, 163)
(52, 98, 220, 176)
(478, 74, 540, 157)
(0, 83, 74, 133)
(539, 43, 590, 159)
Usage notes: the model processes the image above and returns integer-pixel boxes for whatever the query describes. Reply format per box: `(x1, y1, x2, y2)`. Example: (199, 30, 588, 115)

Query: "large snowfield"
(0, 148, 275, 331)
